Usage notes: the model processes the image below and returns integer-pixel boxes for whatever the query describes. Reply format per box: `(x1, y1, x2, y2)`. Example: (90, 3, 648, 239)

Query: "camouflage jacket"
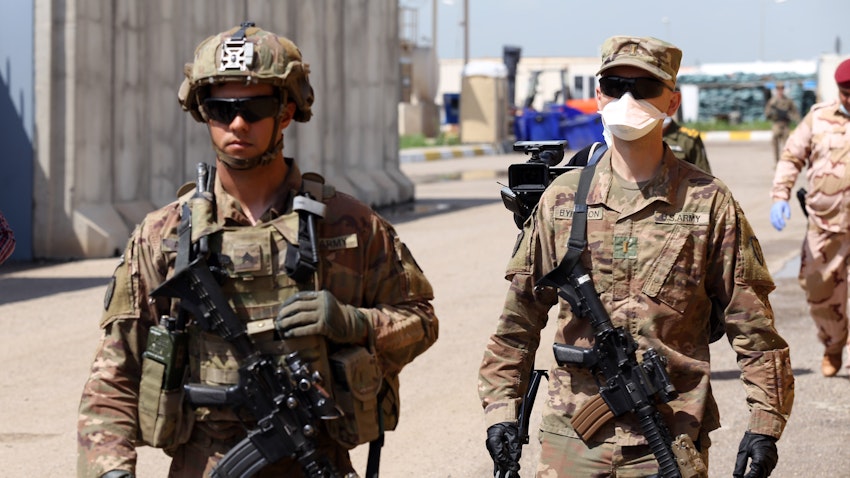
(479, 149, 794, 446)
(0, 209, 14, 264)
(765, 96, 800, 125)
(663, 120, 712, 174)
(771, 100, 850, 232)
(77, 159, 439, 477)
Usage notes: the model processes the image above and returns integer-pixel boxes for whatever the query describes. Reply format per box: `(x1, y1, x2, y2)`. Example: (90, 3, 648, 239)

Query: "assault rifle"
(151, 257, 343, 478)
(539, 259, 683, 477)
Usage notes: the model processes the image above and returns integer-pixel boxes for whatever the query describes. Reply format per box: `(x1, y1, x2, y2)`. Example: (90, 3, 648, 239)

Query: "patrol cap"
(597, 36, 682, 83)
(834, 58, 850, 88)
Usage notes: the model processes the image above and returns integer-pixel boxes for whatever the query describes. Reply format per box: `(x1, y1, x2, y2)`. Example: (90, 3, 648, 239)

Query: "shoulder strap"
(176, 162, 216, 271)
(534, 162, 597, 312)
(561, 163, 597, 274)
(284, 174, 328, 282)
(566, 142, 607, 168)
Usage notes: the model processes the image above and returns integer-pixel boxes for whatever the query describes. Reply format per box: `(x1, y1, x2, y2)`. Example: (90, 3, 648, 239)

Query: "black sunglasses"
(599, 76, 673, 100)
(202, 95, 281, 124)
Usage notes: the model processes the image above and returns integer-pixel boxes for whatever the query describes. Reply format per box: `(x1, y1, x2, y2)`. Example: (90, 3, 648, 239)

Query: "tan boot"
(822, 353, 842, 377)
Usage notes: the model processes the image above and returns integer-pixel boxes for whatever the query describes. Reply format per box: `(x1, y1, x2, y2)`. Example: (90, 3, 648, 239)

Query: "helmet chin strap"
(211, 116, 284, 170)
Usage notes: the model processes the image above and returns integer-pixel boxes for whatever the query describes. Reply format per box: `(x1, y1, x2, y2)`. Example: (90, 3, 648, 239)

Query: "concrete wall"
(0, 1, 35, 262)
(32, 0, 410, 259)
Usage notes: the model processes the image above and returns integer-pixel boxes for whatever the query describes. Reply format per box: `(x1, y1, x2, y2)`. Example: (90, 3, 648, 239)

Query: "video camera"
(501, 140, 577, 228)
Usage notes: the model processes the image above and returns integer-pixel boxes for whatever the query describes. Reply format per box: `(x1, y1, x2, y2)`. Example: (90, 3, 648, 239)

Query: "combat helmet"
(178, 22, 314, 169)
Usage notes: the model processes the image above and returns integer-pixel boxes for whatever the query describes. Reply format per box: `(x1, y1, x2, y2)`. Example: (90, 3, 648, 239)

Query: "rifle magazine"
(210, 437, 270, 478)
(571, 393, 614, 441)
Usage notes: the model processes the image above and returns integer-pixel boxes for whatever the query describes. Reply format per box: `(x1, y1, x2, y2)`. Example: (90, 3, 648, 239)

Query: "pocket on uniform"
(138, 358, 194, 448)
(642, 224, 698, 314)
(326, 346, 383, 448)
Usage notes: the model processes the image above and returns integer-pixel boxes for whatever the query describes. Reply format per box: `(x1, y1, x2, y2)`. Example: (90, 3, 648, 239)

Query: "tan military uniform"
(480, 149, 794, 475)
(765, 95, 800, 162)
(77, 159, 439, 477)
(663, 119, 712, 174)
(771, 100, 850, 355)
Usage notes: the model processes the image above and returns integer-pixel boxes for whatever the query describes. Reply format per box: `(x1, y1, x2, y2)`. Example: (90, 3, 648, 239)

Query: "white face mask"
(840, 103, 850, 117)
(599, 92, 667, 141)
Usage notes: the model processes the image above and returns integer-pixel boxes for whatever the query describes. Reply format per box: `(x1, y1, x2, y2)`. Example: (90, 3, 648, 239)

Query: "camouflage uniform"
(663, 118, 712, 174)
(771, 99, 850, 357)
(480, 149, 794, 475)
(765, 93, 800, 163)
(77, 159, 439, 477)
(0, 209, 14, 264)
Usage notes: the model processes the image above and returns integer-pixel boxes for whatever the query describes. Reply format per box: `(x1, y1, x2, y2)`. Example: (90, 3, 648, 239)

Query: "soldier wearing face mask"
(480, 36, 793, 477)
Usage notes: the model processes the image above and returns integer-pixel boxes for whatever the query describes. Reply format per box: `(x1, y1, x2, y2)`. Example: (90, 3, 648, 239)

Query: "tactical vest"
(139, 167, 387, 451)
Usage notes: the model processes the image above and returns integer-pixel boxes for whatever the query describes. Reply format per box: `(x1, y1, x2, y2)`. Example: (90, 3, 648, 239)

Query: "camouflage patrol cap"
(178, 22, 314, 123)
(597, 36, 682, 83)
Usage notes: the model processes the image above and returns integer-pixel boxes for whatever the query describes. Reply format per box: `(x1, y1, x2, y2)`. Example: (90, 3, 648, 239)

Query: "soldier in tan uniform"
(765, 83, 800, 163)
(770, 58, 850, 378)
(663, 116, 712, 174)
(76, 23, 439, 478)
(480, 36, 793, 477)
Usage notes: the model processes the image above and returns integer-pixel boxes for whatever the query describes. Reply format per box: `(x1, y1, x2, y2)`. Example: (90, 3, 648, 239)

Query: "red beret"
(835, 58, 850, 88)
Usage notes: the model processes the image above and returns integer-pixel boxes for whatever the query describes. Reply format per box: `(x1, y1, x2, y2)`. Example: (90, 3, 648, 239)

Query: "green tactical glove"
(275, 290, 369, 344)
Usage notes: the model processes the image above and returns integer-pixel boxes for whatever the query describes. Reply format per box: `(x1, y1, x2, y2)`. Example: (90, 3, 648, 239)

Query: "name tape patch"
(319, 234, 358, 250)
(655, 212, 710, 225)
(554, 206, 603, 220)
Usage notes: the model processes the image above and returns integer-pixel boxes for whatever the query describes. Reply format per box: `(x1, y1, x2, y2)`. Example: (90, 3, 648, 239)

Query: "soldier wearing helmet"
(77, 22, 439, 478)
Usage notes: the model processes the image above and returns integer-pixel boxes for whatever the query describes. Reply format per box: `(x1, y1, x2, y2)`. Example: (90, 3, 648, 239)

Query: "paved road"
(1, 141, 847, 477)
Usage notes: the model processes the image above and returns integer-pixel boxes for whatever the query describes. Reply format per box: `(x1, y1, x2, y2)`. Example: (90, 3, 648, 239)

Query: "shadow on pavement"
(0, 276, 110, 305)
(711, 367, 814, 381)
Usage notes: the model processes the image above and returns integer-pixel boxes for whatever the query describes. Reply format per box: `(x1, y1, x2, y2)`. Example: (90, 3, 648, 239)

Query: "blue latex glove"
(770, 201, 790, 231)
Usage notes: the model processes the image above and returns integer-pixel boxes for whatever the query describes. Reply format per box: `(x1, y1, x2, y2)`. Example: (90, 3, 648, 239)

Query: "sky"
(401, 0, 848, 66)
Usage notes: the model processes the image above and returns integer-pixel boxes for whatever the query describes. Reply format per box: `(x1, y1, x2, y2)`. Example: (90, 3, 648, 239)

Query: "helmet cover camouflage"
(178, 22, 314, 123)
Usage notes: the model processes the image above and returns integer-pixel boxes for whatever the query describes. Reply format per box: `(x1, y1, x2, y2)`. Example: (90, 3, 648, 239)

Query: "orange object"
(566, 98, 598, 114)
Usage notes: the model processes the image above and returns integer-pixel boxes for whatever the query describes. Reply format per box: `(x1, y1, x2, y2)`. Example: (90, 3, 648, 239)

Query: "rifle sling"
(562, 162, 597, 275)
(553, 162, 620, 440)
(285, 181, 326, 283)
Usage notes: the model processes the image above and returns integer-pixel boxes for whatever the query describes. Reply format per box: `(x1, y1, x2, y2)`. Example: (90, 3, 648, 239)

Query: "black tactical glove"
(486, 422, 522, 478)
(733, 431, 779, 478)
(101, 471, 134, 478)
(275, 290, 369, 344)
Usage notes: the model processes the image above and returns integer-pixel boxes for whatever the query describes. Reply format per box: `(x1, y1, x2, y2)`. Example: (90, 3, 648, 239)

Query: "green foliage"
(682, 120, 774, 132)
(399, 132, 461, 149)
